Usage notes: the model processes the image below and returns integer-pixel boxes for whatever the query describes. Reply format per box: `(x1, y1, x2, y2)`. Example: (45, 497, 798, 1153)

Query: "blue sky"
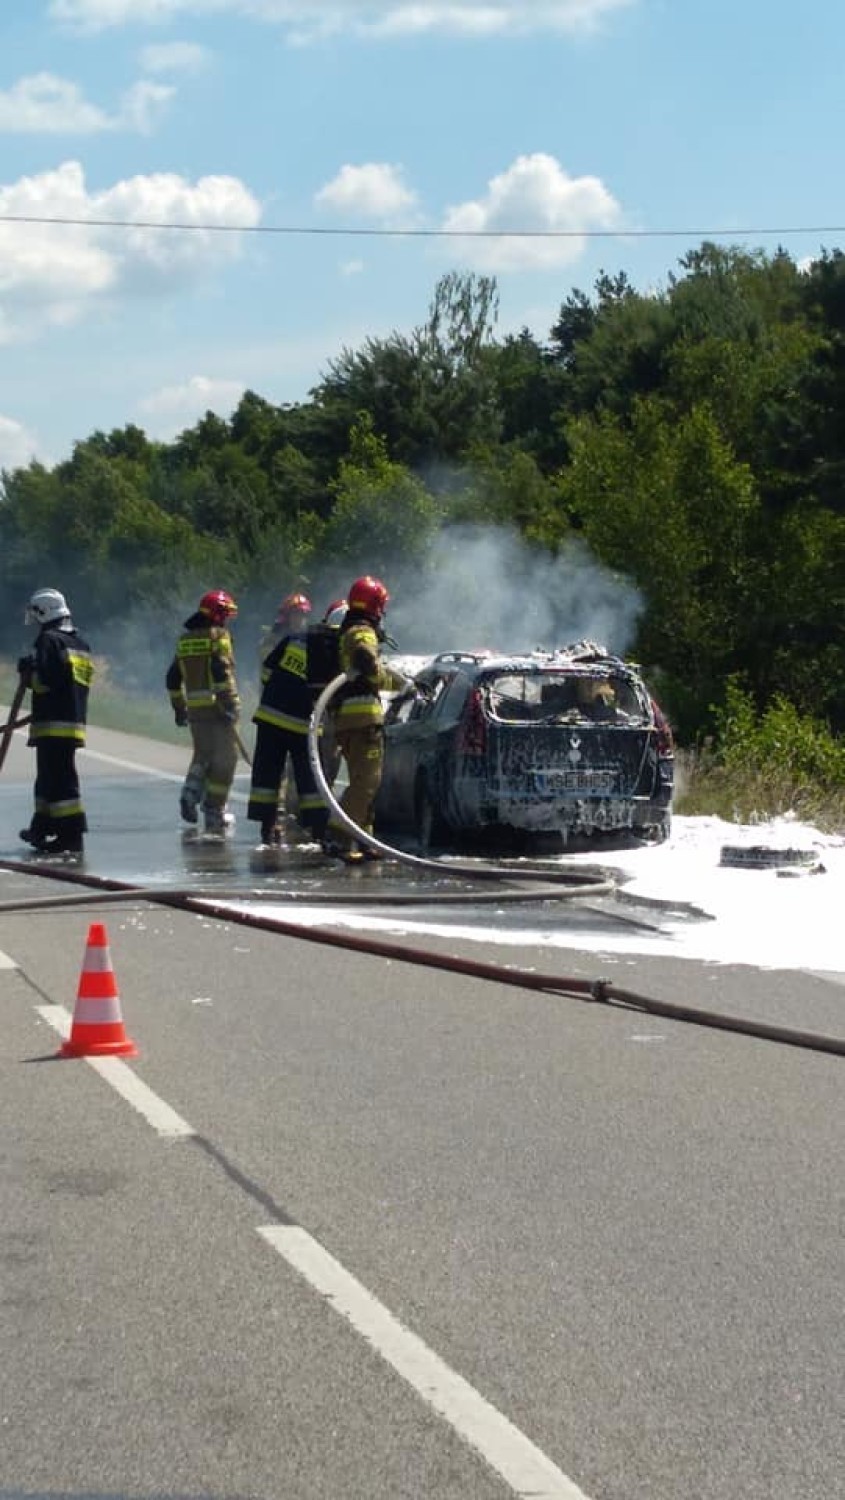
(1, 0, 844, 469)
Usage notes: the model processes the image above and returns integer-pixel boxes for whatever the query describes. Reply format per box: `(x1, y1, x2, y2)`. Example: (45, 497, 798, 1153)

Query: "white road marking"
(258, 1223, 593, 1500)
(0, 949, 16, 969)
(31, 999, 591, 1497)
(80, 749, 184, 781)
(35, 1004, 195, 1139)
(78, 747, 248, 802)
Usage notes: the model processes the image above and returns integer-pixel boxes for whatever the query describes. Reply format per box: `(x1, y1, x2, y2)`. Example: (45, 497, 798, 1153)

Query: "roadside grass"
(676, 681, 845, 836)
(675, 749, 845, 835)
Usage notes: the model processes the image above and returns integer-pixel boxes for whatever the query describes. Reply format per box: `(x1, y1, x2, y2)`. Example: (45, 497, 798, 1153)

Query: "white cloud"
(315, 163, 417, 223)
(0, 160, 262, 343)
(0, 415, 40, 470)
(349, 0, 634, 39)
(137, 374, 246, 439)
(50, 0, 636, 41)
(117, 80, 176, 132)
(139, 40, 211, 73)
(0, 74, 109, 133)
(340, 258, 365, 276)
(0, 72, 174, 135)
(51, 0, 190, 24)
(441, 152, 623, 272)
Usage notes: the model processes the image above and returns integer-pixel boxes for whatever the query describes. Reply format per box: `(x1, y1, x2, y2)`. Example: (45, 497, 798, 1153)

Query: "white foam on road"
(234, 816, 845, 978)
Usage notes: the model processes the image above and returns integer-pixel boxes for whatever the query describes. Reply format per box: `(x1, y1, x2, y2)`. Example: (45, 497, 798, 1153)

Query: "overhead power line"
(0, 213, 842, 239)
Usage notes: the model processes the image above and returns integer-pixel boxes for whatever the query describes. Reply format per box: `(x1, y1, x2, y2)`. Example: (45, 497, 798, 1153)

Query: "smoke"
(15, 524, 642, 711)
(386, 524, 643, 659)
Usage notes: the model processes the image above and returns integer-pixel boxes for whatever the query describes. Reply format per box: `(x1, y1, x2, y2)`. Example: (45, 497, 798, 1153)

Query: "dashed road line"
(33, 997, 593, 1500)
(259, 1222, 592, 1500)
(36, 1004, 195, 1139)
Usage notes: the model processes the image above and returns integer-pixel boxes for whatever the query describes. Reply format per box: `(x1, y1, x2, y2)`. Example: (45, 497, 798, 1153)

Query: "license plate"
(534, 768, 616, 793)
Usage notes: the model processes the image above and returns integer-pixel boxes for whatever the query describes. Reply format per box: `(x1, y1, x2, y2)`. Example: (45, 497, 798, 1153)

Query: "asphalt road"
(1, 722, 843, 1500)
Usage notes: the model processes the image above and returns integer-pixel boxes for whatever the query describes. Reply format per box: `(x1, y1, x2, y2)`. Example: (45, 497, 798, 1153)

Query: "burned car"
(375, 642, 674, 850)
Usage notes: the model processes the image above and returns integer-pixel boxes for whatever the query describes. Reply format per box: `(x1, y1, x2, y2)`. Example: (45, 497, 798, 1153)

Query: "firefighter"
(247, 593, 329, 846)
(323, 575, 408, 865)
(18, 588, 94, 856)
(166, 590, 240, 837)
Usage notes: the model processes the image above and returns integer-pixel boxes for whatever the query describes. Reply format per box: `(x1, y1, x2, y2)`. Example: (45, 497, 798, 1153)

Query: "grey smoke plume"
(386, 524, 643, 659)
(60, 523, 642, 709)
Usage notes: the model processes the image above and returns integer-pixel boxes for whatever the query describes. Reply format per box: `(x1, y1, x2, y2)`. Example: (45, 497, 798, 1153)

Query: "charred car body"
(375, 642, 674, 850)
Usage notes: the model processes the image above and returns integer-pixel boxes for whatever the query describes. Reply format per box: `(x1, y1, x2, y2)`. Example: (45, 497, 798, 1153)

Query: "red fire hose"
(0, 857, 842, 1058)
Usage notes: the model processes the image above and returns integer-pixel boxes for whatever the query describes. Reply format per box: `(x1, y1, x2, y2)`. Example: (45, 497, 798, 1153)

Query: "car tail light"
(457, 687, 487, 754)
(651, 699, 674, 757)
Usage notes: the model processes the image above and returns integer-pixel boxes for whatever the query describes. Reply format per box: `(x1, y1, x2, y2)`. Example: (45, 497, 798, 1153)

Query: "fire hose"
(306, 672, 614, 891)
(0, 679, 29, 773)
(0, 855, 843, 1056)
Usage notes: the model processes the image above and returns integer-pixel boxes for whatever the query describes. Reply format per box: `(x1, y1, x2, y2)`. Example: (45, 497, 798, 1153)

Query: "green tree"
(320, 413, 441, 575)
(559, 397, 760, 732)
(314, 272, 502, 468)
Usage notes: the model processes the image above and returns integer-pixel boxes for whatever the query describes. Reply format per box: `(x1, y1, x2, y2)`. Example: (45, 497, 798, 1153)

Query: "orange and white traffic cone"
(60, 922, 138, 1059)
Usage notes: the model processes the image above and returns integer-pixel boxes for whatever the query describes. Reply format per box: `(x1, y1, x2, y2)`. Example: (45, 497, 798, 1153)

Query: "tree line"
(2, 248, 844, 743)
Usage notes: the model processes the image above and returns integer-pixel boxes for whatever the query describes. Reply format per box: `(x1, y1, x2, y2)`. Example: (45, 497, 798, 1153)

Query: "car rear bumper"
(464, 792, 670, 837)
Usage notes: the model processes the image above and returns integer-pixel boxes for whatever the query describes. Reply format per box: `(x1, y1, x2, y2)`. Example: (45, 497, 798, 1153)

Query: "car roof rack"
(430, 651, 489, 665)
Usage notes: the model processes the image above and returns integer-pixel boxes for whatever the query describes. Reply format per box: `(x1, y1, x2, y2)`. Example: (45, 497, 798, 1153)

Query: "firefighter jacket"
(334, 611, 406, 731)
(254, 631, 313, 735)
(26, 624, 94, 744)
(166, 612, 240, 723)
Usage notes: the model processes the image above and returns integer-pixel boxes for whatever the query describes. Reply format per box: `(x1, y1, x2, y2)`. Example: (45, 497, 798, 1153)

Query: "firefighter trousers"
(28, 739, 87, 839)
(184, 716, 238, 811)
(247, 724, 328, 836)
(328, 724, 384, 846)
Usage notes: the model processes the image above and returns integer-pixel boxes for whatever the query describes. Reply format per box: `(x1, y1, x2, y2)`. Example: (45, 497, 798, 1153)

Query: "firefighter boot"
(179, 769, 203, 825)
(19, 822, 51, 851)
(204, 805, 226, 838)
(44, 830, 84, 855)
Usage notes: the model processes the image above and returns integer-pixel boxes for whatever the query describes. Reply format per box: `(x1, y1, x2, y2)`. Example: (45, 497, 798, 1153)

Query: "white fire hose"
(307, 672, 435, 869)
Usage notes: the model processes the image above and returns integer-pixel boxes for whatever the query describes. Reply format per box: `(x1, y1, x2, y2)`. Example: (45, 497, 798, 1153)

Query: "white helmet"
(25, 588, 70, 627)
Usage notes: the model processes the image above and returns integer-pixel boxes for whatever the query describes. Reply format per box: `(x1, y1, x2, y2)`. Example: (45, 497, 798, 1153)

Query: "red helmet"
(276, 592, 312, 623)
(322, 597, 348, 626)
(348, 576, 389, 620)
(199, 589, 238, 626)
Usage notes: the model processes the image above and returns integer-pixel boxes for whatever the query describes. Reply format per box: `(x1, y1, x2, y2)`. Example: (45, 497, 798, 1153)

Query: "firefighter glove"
(17, 655, 34, 685)
(173, 705, 188, 727)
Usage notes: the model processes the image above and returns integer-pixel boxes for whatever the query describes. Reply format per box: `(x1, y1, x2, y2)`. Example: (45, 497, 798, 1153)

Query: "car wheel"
(648, 812, 671, 843)
(415, 777, 447, 852)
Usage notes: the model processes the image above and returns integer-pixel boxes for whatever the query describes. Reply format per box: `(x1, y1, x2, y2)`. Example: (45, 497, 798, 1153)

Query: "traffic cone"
(60, 922, 138, 1058)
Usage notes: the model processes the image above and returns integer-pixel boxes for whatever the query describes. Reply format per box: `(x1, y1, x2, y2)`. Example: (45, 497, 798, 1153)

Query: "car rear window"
(484, 671, 648, 723)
